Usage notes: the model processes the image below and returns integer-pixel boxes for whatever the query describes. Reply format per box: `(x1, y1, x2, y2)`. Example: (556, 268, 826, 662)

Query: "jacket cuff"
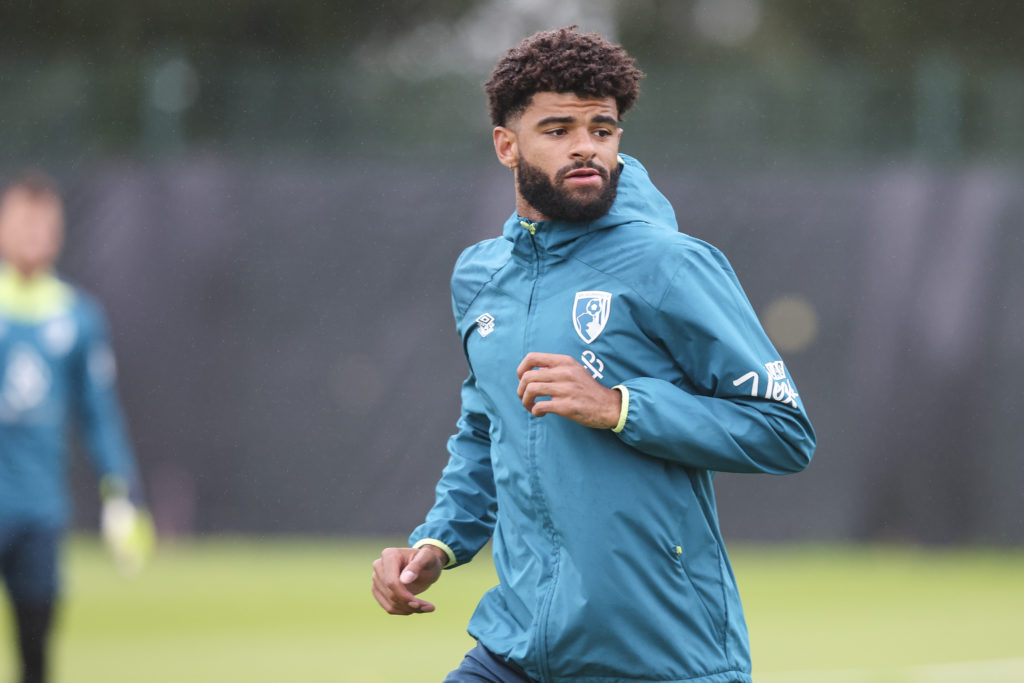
(100, 475, 129, 500)
(412, 538, 457, 568)
(611, 385, 630, 433)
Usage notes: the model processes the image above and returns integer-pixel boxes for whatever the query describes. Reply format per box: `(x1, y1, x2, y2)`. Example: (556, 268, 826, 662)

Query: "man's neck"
(515, 195, 547, 223)
(5, 265, 46, 282)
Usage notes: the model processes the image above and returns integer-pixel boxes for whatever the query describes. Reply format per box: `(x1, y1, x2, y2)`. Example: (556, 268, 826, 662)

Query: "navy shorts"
(444, 642, 538, 683)
(0, 523, 61, 603)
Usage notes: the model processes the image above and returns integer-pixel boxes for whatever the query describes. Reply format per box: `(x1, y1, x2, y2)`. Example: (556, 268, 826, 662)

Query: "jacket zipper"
(522, 225, 558, 682)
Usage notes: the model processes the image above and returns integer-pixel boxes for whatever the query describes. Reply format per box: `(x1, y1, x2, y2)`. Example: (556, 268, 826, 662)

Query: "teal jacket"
(410, 155, 815, 682)
(0, 266, 137, 527)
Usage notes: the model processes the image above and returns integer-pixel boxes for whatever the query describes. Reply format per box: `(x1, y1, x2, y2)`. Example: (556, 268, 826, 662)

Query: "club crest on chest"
(572, 291, 612, 344)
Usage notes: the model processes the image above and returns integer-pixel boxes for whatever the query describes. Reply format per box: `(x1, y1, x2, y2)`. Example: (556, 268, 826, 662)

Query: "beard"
(516, 154, 621, 223)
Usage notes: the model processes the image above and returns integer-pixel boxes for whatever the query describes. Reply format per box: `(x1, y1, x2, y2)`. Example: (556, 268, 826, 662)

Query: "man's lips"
(562, 168, 605, 186)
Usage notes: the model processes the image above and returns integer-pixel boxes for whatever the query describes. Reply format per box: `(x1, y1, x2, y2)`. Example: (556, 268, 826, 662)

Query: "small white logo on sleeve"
(476, 313, 496, 338)
(732, 360, 799, 407)
(764, 360, 787, 382)
(572, 291, 612, 344)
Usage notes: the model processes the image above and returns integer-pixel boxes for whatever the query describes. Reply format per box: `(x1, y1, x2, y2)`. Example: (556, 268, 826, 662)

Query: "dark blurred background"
(2, 1, 1021, 544)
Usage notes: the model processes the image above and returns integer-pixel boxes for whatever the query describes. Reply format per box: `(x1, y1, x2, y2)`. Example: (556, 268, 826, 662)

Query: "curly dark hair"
(2, 170, 61, 204)
(484, 26, 645, 127)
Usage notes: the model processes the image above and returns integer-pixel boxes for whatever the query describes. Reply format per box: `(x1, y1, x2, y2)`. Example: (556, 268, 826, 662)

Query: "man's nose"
(569, 130, 597, 160)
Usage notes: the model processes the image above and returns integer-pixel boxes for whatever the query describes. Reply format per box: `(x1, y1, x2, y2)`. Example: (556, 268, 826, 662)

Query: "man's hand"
(101, 496, 155, 576)
(516, 352, 621, 429)
(371, 545, 445, 615)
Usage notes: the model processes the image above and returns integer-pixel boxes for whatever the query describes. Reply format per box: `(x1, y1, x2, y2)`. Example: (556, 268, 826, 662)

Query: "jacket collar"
(502, 154, 678, 259)
(0, 263, 72, 322)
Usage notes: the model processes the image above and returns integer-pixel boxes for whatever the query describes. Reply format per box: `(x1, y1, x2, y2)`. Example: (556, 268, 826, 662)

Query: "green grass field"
(1, 538, 1022, 682)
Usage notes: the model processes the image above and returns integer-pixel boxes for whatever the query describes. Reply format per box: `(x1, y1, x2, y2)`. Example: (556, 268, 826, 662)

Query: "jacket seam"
(570, 223, 674, 312)
(452, 243, 515, 320)
(716, 543, 730, 659)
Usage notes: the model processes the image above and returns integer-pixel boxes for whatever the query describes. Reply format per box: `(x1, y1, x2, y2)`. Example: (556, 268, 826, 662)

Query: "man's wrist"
(423, 544, 447, 565)
(412, 538, 457, 568)
(100, 475, 129, 500)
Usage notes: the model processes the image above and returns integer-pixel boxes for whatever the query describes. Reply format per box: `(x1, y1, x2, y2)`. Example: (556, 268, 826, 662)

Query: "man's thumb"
(400, 546, 433, 584)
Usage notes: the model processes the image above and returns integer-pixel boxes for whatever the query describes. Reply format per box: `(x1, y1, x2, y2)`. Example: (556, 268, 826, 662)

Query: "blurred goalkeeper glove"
(100, 476, 156, 575)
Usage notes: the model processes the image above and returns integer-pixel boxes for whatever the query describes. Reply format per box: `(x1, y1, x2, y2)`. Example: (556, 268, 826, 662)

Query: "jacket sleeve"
(614, 242, 816, 474)
(73, 301, 140, 494)
(408, 370, 497, 568)
(408, 249, 498, 568)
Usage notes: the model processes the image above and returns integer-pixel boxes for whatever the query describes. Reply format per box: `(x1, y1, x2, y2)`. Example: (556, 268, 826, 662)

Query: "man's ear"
(493, 126, 518, 169)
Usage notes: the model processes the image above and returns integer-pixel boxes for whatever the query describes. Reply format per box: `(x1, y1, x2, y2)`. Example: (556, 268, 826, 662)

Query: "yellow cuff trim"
(611, 384, 629, 433)
(413, 538, 457, 568)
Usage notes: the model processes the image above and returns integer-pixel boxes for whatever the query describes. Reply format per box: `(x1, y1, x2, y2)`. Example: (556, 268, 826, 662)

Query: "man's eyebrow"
(535, 116, 576, 127)
(535, 114, 621, 127)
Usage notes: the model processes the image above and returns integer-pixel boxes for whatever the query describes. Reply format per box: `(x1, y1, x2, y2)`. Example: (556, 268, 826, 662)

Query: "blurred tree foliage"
(0, 0, 1019, 67)
(617, 0, 1023, 68)
(771, 1, 1023, 65)
(1, 1, 1019, 161)
(0, 1, 476, 60)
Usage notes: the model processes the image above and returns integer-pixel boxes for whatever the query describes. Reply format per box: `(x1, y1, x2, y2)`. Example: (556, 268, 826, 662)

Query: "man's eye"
(546, 128, 567, 136)
(594, 129, 613, 138)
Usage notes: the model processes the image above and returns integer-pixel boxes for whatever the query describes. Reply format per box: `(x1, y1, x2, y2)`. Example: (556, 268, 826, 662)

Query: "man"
(372, 27, 815, 683)
(0, 173, 153, 683)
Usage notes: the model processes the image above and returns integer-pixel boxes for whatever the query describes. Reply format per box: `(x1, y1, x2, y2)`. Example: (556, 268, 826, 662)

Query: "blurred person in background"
(372, 27, 815, 682)
(0, 172, 153, 683)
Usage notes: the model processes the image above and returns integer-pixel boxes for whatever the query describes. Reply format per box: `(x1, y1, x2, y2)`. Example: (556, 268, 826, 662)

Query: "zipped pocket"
(668, 542, 727, 650)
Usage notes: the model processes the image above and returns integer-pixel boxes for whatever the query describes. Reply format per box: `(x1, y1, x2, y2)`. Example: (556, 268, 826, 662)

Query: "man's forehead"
(1, 187, 61, 207)
(0, 191, 63, 226)
(520, 92, 619, 123)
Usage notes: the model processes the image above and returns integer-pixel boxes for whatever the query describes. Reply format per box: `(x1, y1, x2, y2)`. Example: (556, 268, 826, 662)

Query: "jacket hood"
(501, 153, 678, 246)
